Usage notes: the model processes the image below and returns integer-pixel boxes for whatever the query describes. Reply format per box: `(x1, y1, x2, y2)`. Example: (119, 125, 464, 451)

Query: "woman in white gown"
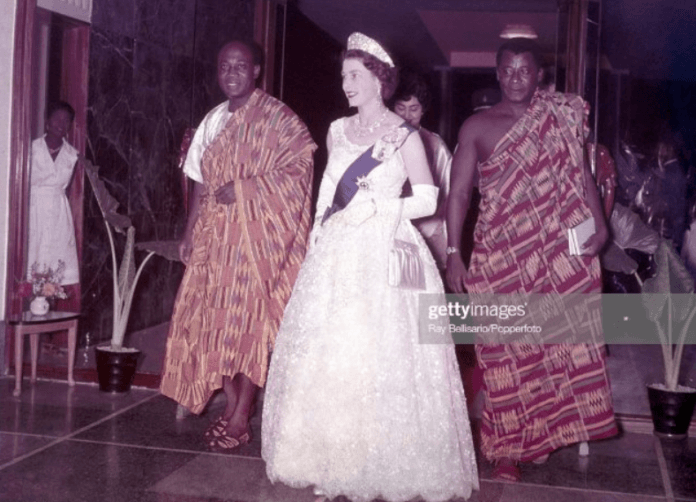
(262, 33, 478, 502)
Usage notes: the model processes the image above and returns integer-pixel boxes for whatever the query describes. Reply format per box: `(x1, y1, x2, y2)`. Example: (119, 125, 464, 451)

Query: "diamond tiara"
(346, 32, 394, 67)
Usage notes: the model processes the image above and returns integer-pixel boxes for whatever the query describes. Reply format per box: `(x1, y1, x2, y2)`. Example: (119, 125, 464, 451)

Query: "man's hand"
(446, 254, 468, 293)
(214, 181, 236, 205)
(179, 234, 194, 265)
(581, 225, 609, 257)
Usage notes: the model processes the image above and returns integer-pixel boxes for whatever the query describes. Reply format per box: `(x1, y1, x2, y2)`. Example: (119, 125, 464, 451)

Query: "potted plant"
(602, 203, 696, 438)
(640, 241, 696, 438)
(84, 158, 180, 392)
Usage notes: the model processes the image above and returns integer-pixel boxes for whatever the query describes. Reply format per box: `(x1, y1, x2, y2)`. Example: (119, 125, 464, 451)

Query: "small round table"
(10, 311, 80, 397)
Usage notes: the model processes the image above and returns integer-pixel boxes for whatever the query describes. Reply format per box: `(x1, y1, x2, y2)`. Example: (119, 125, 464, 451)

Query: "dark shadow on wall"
(280, 3, 346, 212)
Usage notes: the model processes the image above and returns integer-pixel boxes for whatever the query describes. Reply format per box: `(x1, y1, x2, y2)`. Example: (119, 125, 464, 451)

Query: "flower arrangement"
(29, 261, 68, 300)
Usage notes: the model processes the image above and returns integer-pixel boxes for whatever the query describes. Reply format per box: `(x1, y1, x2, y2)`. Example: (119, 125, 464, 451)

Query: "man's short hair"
(220, 39, 264, 68)
(496, 38, 543, 69)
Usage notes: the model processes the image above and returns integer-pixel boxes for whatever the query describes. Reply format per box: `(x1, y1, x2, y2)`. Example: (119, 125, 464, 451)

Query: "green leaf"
(601, 242, 639, 274)
(609, 203, 661, 253)
(135, 240, 182, 262)
(117, 227, 136, 299)
(83, 158, 132, 232)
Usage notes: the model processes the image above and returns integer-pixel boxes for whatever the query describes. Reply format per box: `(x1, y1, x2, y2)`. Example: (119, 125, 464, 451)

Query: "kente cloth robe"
(161, 89, 316, 414)
(466, 89, 617, 462)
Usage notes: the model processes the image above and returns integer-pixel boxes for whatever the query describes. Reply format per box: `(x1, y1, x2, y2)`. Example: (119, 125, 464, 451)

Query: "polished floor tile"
(0, 383, 156, 438)
(2, 378, 692, 502)
(494, 482, 668, 502)
(0, 440, 197, 502)
(457, 431, 669, 498)
(0, 432, 54, 465)
(149, 454, 314, 501)
(512, 433, 666, 496)
(74, 394, 262, 458)
(659, 436, 696, 500)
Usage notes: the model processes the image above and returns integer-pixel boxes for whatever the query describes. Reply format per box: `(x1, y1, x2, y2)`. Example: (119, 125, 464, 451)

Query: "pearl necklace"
(46, 141, 62, 156)
(354, 107, 388, 138)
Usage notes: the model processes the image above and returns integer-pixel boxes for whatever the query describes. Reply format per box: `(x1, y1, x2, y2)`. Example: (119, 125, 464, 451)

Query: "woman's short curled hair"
(46, 101, 75, 122)
(391, 71, 431, 112)
(342, 49, 399, 101)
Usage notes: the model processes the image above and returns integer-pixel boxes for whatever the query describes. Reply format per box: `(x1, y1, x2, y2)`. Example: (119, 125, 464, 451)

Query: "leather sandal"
(492, 460, 521, 482)
(207, 428, 252, 453)
(203, 416, 228, 440)
(532, 453, 550, 465)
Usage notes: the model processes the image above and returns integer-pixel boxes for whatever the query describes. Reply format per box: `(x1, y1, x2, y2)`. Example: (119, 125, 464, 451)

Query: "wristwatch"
(446, 246, 460, 256)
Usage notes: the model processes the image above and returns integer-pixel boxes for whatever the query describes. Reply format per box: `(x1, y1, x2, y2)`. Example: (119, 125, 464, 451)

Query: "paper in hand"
(568, 217, 595, 255)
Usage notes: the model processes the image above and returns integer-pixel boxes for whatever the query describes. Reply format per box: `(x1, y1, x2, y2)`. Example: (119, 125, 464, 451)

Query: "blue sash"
(322, 122, 415, 224)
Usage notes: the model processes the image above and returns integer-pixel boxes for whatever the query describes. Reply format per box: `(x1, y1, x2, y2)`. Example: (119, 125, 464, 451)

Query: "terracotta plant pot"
(647, 384, 696, 439)
(95, 347, 141, 393)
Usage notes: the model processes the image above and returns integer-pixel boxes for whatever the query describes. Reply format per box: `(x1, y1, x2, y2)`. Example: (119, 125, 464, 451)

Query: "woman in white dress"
(27, 101, 80, 293)
(262, 33, 478, 502)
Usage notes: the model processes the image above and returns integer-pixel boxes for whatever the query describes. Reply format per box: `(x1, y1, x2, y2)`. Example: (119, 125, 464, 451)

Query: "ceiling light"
(499, 24, 538, 39)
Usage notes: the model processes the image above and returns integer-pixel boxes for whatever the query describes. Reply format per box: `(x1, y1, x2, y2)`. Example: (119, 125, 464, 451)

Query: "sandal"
(207, 428, 252, 453)
(205, 403, 257, 440)
(203, 416, 229, 440)
(492, 460, 521, 482)
(532, 453, 550, 465)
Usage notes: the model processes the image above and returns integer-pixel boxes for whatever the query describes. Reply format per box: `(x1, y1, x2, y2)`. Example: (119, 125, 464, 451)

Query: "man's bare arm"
(579, 147, 609, 256)
(446, 118, 480, 293)
(180, 181, 204, 265)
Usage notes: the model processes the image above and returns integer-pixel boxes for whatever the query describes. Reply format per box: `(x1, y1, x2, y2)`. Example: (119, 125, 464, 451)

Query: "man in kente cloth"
(160, 39, 316, 452)
(446, 38, 617, 481)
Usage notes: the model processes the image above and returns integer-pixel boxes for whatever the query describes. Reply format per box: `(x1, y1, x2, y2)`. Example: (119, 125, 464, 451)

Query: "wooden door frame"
(4, 0, 90, 368)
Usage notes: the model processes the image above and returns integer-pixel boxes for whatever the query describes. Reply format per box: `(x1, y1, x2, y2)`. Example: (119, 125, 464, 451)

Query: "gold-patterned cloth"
(161, 89, 316, 414)
(466, 89, 617, 461)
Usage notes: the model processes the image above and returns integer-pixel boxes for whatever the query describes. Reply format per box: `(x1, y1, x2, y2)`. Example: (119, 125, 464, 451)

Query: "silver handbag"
(388, 203, 426, 290)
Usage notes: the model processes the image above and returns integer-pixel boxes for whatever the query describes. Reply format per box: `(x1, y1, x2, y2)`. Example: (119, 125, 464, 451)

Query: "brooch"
(355, 175, 372, 191)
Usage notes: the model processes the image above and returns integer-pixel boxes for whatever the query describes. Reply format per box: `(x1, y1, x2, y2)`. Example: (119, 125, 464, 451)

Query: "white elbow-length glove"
(395, 184, 439, 220)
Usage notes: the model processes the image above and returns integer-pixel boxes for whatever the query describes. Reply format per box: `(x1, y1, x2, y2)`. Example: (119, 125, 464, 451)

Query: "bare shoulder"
(385, 110, 406, 128)
(460, 104, 518, 160)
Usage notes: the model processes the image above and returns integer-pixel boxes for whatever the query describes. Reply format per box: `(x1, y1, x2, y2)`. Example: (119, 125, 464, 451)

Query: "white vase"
(30, 296, 50, 316)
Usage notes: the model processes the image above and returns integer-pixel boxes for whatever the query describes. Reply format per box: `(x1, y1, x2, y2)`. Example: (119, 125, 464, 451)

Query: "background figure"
(27, 101, 80, 295)
(633, 124, 689, 253)
(262, 33, 478, 502)
(160, 40, 316, 452)
(446, 38, 616, 482)
(392, 72, 451, 268)
(471, 87, 501, 114)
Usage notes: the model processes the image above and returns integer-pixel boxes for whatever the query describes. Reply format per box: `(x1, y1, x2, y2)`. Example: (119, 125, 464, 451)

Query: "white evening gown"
(262, 118, 478, 502)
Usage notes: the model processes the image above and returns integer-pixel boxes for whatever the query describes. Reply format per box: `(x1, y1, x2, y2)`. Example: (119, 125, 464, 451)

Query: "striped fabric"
(466, 89, 617, 462)
(161, 90, 316, 414)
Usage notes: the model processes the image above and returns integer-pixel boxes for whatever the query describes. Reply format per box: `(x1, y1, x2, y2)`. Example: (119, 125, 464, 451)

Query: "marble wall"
(82, 0, 254, 347)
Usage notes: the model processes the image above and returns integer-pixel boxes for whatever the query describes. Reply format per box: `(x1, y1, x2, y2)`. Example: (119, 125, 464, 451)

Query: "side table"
(10, 311, 80, 397)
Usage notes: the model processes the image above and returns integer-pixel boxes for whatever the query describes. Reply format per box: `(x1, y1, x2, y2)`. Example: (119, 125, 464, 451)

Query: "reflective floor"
(1, 377, 694, 502)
